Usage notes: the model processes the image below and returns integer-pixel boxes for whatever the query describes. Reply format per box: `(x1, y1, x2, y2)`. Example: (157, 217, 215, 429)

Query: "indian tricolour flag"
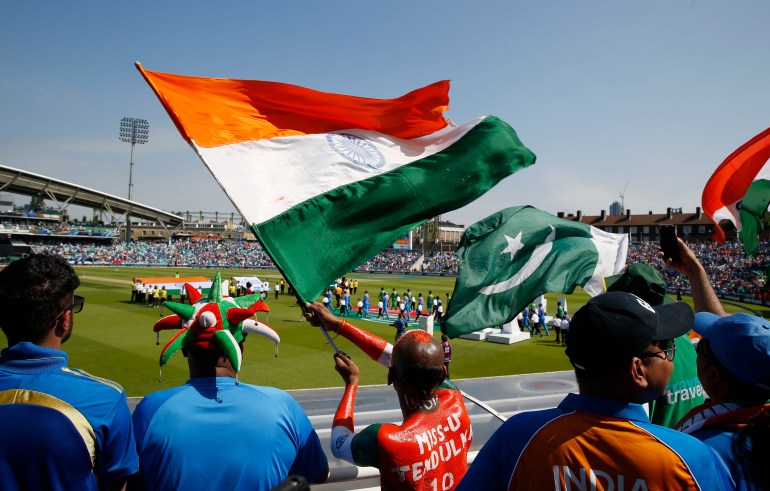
(702, 127, 770, 257)
(136, 63, 536, 302)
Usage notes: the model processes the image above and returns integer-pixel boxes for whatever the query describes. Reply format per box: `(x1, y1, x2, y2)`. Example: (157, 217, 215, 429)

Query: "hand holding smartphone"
(659, 225, 681, 262)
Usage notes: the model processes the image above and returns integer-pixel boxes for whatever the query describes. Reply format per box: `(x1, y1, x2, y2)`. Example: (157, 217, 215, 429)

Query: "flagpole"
(460, 389, 507, 422)
(318, 325, 341, 353)
(246, 226, 342, 353)
(292, 291, 341, 353)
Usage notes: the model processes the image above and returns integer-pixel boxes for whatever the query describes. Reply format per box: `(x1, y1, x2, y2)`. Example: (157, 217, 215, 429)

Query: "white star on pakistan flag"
(501, 232, 524, 261)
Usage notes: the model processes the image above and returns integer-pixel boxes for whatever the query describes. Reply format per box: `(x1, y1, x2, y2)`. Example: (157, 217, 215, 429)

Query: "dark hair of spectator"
(0, 253, 80, 344)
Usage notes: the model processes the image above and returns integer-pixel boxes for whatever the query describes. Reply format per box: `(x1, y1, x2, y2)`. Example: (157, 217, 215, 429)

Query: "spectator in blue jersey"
(362, 290, 371, 318)
(343, 290, 351, 317)
(131, 326, 328, 490)
(0, 253, 139, 490)
(416, 294, 424, 321)
(735, 408, 770, 490)
(674, 312, 770, 490)
(393, 311, 407, 344)
(458, 291, 730, 490)
(537, 303, 549, 336)
(382, 292, 390, 319)
(521, 306, 531, 333)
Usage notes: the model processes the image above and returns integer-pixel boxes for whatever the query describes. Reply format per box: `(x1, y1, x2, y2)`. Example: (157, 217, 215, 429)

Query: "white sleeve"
(330, 425, 356, 463)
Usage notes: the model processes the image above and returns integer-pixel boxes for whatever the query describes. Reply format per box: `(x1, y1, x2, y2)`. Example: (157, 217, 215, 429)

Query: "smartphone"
(659, 225, 681, 262)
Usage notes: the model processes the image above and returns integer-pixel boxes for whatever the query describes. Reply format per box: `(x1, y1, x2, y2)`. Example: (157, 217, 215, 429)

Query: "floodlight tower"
(424, 215, 442, 252)
(119, 117, 149, 241)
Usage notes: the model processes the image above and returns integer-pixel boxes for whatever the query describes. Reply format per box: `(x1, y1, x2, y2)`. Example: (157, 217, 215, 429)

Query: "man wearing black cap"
(603, 263, 706, 428)
(458, 291, 730, 490)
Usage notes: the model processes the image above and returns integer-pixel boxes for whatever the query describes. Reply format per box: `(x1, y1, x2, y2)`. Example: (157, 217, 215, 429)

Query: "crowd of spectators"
(421, 251, 460, 273)
(421, 240, 770, 299)
(26, 237, 770, 298)
(627, 239, 770, 299)
(31, 239, 276, 268)
(354, 248, 422, 272)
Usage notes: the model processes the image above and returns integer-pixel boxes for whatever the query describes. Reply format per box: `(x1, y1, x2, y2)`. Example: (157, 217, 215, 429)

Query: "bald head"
(390, 331, 446, 399)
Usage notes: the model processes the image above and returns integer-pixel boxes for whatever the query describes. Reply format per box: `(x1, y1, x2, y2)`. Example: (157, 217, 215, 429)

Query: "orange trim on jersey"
(136, 63, 450, 148)
(510, 412, 702, 490)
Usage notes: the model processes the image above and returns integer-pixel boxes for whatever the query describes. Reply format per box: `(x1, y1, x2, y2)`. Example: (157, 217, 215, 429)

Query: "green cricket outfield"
(64, 266, 765, 397)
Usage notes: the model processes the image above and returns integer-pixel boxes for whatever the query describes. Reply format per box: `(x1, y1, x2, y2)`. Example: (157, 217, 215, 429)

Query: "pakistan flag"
(440, 206, 628, 338)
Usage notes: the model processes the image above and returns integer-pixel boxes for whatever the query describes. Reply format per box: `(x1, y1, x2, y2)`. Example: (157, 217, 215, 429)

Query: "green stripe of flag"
(739, 178, 770, 258)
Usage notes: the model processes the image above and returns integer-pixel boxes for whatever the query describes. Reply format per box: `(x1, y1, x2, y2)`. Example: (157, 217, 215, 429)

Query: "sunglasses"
(68, 295, 86, 314)
(639, 338, 676, 362)
(51, 295, 85, 327)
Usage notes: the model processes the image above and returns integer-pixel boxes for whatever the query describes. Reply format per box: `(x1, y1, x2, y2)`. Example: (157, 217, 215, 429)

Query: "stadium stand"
(22, 237, 770, 303)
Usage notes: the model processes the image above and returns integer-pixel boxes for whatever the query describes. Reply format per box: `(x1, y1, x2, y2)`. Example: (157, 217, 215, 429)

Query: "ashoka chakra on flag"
(327, 133, 386, 169)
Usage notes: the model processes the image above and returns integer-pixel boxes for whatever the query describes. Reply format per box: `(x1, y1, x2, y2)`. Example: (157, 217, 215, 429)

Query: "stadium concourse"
(26, 237, 770, 300)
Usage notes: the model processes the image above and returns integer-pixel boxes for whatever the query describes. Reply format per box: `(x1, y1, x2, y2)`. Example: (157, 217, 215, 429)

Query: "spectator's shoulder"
(134, 384, 192, 417)
(62, 367, 126, 395)
(438, 378, 460, 391)
(639, 420, 714, 454)
(239, 383, 299, 404)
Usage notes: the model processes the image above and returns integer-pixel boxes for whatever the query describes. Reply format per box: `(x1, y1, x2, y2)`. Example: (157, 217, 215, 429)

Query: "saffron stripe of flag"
(136, 63, 450, 146)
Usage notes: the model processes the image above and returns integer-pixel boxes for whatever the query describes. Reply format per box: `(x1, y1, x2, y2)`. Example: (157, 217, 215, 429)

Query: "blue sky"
(2, 1, 769, 227)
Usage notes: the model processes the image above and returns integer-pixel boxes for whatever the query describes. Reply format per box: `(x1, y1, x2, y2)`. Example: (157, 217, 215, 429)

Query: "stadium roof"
(0, 164, 184, 227)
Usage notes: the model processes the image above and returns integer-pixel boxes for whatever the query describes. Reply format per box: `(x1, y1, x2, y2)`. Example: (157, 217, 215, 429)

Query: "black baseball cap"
(566, 291, 694, 371)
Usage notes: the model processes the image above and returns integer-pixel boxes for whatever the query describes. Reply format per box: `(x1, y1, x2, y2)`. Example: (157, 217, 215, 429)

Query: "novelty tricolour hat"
(153, 272, 280, 376)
